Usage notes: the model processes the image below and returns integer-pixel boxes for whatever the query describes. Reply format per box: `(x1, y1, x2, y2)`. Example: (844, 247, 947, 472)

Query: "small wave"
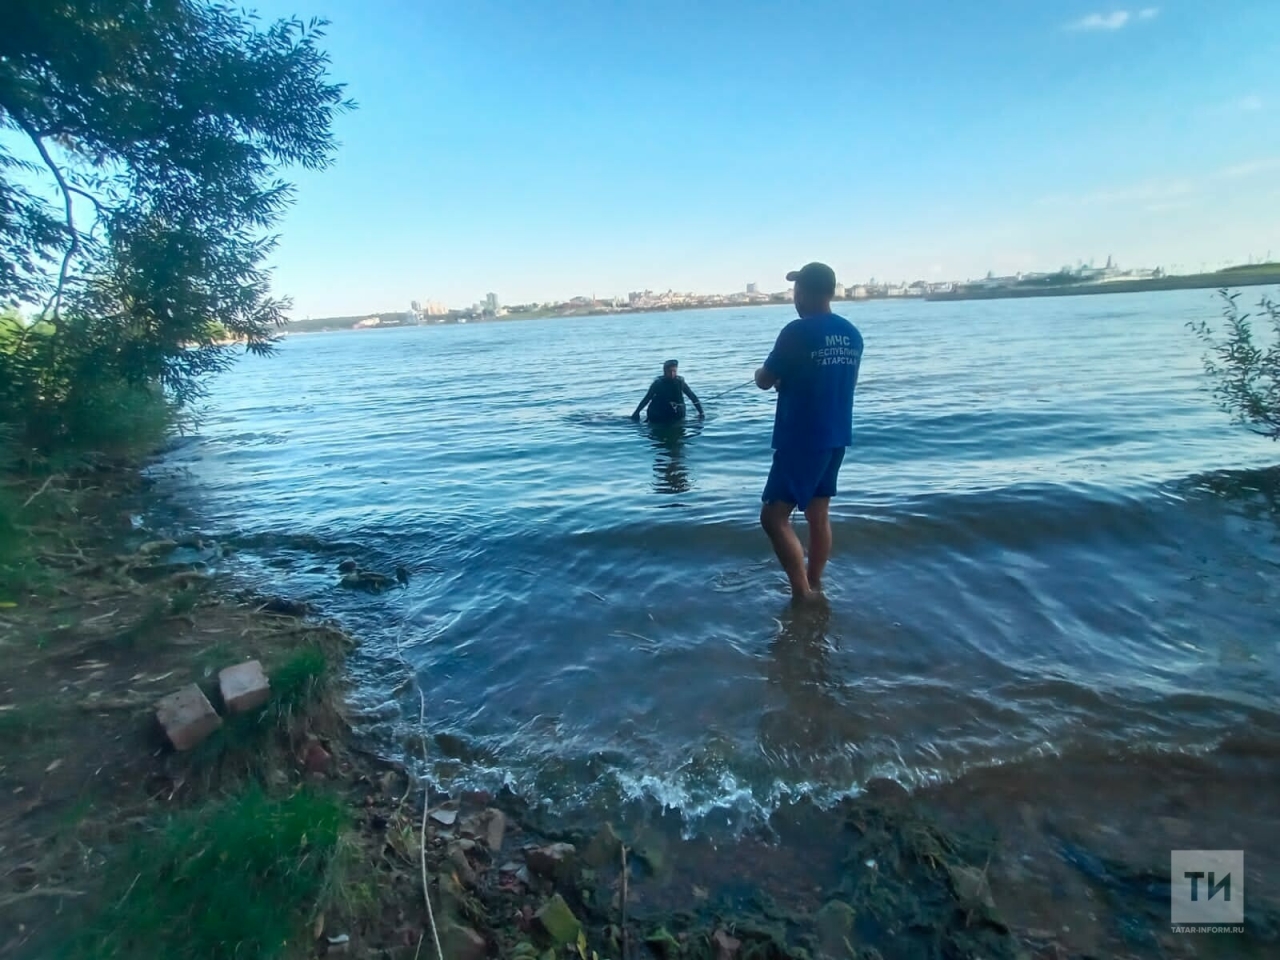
(550, 480, 1175, 560)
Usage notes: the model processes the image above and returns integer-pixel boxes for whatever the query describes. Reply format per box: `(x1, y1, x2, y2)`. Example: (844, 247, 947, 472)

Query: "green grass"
(64, 787, 348, 960)
(271, 646, 330, 716)
(0, 701, 64, 742)
(0, 479, 47, 599)
(184, 646, 332, 780)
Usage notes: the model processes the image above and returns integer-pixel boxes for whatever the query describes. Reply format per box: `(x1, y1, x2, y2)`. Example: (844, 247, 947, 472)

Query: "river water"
(165, 290, 1280, 833)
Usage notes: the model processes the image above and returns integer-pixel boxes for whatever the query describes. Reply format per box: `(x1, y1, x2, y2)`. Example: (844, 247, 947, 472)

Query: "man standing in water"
(755, 263, 863, 602)
(631, 359, 705, 423)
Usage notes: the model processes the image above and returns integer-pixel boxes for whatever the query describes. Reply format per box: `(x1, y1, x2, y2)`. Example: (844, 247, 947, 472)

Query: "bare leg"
(804, 497, 832, 592)
(760, 501, 813, 602)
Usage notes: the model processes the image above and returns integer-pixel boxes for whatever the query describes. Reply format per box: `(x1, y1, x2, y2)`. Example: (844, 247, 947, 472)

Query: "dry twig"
(0, 887, 85, 908)
(22, 476, 55, 509)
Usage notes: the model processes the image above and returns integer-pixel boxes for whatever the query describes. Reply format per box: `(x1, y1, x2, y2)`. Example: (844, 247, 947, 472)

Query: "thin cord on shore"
(394, 588, 444, 960)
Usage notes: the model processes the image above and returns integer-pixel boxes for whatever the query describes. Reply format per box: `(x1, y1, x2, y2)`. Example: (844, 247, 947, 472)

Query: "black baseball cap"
(663, 359, 678, 369)
(786, 262, 837, 296)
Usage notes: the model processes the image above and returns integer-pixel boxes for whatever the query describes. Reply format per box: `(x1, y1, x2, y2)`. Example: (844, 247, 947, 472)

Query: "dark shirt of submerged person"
(754, 262, 863, 603)
(630, 360, 704, 423)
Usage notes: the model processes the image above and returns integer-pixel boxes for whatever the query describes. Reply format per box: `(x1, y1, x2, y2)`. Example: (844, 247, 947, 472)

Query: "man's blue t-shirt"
(763, 313, 863, 451)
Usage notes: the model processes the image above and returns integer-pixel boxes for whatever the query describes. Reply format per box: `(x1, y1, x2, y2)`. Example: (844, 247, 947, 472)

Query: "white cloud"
(1066, 8, 1158, 31)
(1039, 178, 1194, 206)
(1070, 11, 1130, 30)
(1216, 157, 1280, 180)
(1201, 94, 1265, 117)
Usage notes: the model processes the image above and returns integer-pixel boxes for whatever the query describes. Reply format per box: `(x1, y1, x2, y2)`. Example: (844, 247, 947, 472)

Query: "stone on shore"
(947, 864, 995, 909)
(631, 836, 667, 876)
(815, 900, 856, 954)
(155, 684, 222, 751)
(449, 843, 479, 887)
(303, 739, 332, 775)
(712, 928, 741, 960)
(535, 894, 581, 945)
(430, 807, 459, 827)
(525, 842, 576, 880)
(138, 539, 178, 556)
(484, 809, 507, 851)
(218, 660, 271, 713)
(460, 808, 507, 851)
(441, 923, 487, 960)
(583, 822, 623, 868)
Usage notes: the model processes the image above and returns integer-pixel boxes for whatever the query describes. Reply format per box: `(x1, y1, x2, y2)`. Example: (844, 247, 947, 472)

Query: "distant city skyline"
(346, 251, 1276, 319)
(238, 0, 1278, 318)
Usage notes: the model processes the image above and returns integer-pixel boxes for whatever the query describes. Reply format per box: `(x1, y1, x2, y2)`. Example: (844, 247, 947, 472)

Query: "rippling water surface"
(166, 290, 1280, 829)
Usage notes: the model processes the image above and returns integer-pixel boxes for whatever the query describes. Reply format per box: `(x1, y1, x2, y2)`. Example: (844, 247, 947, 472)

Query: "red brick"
(218, 660, 270, 713)
(155, 684, 221, 750)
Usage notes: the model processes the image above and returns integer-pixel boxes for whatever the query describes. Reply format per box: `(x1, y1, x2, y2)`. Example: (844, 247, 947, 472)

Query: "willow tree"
(0, 0, 351, 450)
(1192, 290, 1280, 442)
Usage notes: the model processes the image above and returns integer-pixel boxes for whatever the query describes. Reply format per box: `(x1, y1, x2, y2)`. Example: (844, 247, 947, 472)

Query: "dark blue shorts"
(762, 447, 845, 510)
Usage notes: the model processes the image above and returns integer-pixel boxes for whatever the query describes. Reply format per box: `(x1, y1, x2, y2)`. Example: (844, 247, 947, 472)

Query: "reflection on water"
(761, 601, 851, 767)
(646, 419, 702, 495)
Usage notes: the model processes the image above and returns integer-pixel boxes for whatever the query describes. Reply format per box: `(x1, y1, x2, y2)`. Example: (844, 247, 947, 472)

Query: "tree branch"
(66, 184, 110, 241)
(12, 115, 80, 321)
(65, 183, 106, 218)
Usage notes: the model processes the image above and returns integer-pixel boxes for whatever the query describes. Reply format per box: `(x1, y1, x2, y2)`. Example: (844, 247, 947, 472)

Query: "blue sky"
(246, 0, 1279, 317)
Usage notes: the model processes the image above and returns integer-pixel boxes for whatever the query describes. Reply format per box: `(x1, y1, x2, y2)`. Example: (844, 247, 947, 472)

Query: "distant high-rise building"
(746, 282, 758, 294)
(485, 292, 499, 314)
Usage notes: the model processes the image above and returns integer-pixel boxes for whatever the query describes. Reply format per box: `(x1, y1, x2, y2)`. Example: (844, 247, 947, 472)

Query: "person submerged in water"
(630, 359, 705, 423)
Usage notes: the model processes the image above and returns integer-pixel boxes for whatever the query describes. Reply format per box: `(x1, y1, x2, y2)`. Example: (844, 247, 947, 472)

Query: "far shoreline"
(924, 266, 1280, 301)
(283, 272, 1280, 335)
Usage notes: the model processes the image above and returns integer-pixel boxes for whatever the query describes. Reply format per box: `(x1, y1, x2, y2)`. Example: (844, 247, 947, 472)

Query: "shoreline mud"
(2, 466, 1278, 959)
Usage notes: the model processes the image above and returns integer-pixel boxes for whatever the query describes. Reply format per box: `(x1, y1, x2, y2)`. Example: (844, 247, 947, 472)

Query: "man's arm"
(757, 326, 793, 390)
(630, 384, 655, 420)
(681, 380, 705, 416)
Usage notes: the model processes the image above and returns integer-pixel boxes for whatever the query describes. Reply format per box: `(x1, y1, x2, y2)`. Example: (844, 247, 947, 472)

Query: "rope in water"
(703, 376, 756, 402)
(393, 588, 444, 960)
